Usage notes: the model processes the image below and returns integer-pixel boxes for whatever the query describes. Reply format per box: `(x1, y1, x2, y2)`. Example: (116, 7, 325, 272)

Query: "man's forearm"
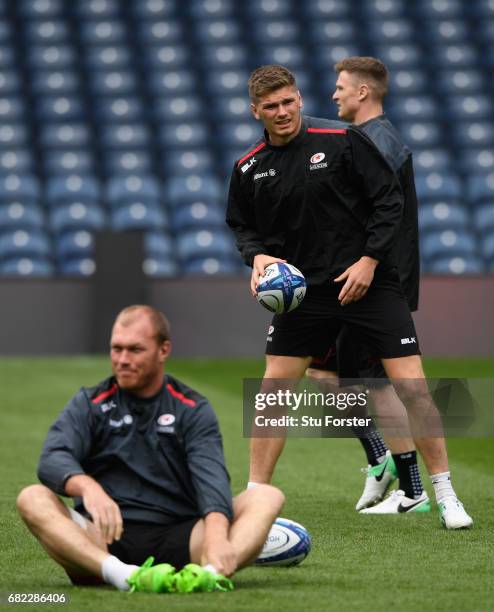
(64, 474, 101, 497)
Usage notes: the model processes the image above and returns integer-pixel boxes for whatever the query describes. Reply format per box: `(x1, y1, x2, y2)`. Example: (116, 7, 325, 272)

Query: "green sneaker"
(127, 556, 177, 593)
(356, 450, 398, 511)
(174, 564, 234, 593)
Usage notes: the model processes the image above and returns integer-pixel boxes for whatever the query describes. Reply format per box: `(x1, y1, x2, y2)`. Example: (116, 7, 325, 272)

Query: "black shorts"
(108, 518, 199, 569)
(266, 270, 420, 361)
(310, 325, 389, 386)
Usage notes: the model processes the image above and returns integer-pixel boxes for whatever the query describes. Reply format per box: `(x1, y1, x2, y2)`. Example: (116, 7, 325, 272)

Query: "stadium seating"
(0, 0, 492, 277)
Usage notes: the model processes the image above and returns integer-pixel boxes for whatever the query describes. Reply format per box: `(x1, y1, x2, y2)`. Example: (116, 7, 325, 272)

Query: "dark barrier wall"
(0, 277, 493, 357)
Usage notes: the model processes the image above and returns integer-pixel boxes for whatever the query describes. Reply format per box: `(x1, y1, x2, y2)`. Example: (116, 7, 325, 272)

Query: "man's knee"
(306, 367, 338, 382)
(264, 355, 311, 380)
(249, 484, 285, 514)
(16, 484, 59, 523)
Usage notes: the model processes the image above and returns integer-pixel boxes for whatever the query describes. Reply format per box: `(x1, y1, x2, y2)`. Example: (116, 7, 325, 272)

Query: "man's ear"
(159, 340, 172, 363)
(298, 90, 303, 109)
(358, 84, 370, 101)
(251, 102, 260, 120)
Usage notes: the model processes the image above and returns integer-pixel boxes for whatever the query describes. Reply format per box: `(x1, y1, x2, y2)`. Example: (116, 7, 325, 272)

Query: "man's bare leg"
(189, 485, 285, 570)
(249, 355, 311, 484)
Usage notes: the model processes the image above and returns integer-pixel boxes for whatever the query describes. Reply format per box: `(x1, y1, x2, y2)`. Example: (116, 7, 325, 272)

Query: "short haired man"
(17, 305, 284, 593)
(226, 64, 472, 530)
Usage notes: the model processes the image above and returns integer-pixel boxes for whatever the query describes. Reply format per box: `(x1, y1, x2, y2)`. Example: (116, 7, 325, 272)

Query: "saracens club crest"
(309, 152, 328, 170)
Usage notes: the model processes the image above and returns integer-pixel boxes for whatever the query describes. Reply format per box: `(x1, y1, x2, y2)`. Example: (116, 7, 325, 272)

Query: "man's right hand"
(65, 474, 123, 544)
(251, 254, 286, 296)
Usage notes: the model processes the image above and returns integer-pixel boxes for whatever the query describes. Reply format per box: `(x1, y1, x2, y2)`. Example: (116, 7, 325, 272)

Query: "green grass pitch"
(1, 357, 493, 612)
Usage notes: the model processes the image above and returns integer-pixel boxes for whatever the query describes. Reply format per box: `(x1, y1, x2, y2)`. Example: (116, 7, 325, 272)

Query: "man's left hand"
(334, 256, 378, 305)
(202, 538, 237, 577)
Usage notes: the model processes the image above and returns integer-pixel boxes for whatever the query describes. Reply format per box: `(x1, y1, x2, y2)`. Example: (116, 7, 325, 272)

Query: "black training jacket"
(226, 116, 404, 286)
(37, 375, 233, 524)
(357, 114, 420, 311)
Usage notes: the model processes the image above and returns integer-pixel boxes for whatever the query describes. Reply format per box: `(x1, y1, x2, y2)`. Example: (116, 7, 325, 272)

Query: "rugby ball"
(256, 263, 306, 314)
(255, 517, 311, 567)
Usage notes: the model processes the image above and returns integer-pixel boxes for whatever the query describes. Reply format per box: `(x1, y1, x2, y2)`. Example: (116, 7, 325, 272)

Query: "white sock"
(247, 481, 260, 489)
(101, 555, 139, 591)
(430, 471, 456, 503)
(203, 563, 218, 575)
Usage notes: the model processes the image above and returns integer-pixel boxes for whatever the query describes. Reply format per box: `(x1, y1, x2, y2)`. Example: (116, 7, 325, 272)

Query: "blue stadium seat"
(387, 95, 439, 122)
(0, 71, 21, 94)
(428, 256, 484, 274)
(18, 0, 63, 17)
(421, 229, 477, 261)
(164, 175, 222, 207)
(0, 257, 54, 277)
(413, 149, 453, 173)
(360, 0, 406, 18)
(0, 124, 28, 148)
(413, 0, 464, 18)
(399, 122, 444, 149)
(419, 202, 470, 234)
(472, 203, 494, 234)
(99, 124, 151, 150)
(73, 0, 120, 18)
(0, 150, 34, 173)
(429, 43, 478, 69)
(176, 229, 235, 261)
(309, 20, 357, 44)
(415, 172, 462, 203)
(467, 0, 494, 17)
(214, 96, 253, 121)
(110, 202, 168, 231)
(458, 149, 494, 175)
(194, 20, 241, 44)
(446, 95, 493, 121)
(199, 44, 248, 69)
(143, 256, 179, 277)
(153, 96, 203, 122)
(0, 45, 15, 68)
(58, 257, 96, 276)
(420, 19, 470, 43)
(102, 151, 153, 175)
(249, 20, 300, 45)
(478, 18, 494, 42)
(481, 233, 494, 263)
(130, 0, 176, 19)
(88, 70, 138, 96)
(0, 174, 40, 204)
(0, 20, 11, 42)
(0, 203, 44, 231)
(35, 95, 86, 122)
(435, 69, 484, 95)
(452, 122, 494, 149)
(39, 123, 91, 149)
(30, 70, 81, 94)
(162, 149, 215, 176)
(26, 44, 76, 70)
(55, 230, 94, 259)
(45, 175, 100, 207)
(84, 45, 132, 70)
(158, 122, 209, 151)
(388, 70, 428, 95)
(148, 69, 196, 95)
(188, 0, 234, 18)
(466, 173, 494, 204)
(144, 231, 174, 258)
(106, 174, 162, 207)
(137, 19, 184, 44)
(170, 201, 225, 232)
(143, 44, 189, 70)
(183, 257, 239, 275)
(302, 0, 351, 18)
(311, 44, 362, 71)
(42, 151, 94, 175)
(367, 19, 414, 43)
(0, 229, 51, 259)
(79, 20, 127, 45)
(93, 97, 145, 123)
(24, 20, 70, 43)
(49, 202, 106, 233)
(204, 69, 250, 96)
(374, 44, 423, 69)
(218, 122, 258, 149)
(257, 46, 307, 71)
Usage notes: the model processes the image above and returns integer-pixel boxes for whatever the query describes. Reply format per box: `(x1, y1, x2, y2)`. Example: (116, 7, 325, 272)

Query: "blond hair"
(115, 305, 171, 344)
(248, 64, 297, 101)
(334, 56, 389, 99)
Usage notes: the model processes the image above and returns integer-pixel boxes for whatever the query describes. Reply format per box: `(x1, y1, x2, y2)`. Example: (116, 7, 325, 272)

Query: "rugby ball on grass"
(256, 263, 306, 314)
(255, 517, 311, 567)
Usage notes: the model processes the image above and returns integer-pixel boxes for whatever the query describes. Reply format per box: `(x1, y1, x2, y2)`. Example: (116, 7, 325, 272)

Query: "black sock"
(353, 421, 388, 466)
(392, 451, 424, 499)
